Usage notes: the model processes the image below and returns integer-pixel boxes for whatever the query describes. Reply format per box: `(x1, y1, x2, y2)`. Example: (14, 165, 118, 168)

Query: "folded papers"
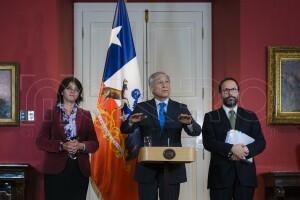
(225, 129, 255, 145)
(225, 129, 255, 163)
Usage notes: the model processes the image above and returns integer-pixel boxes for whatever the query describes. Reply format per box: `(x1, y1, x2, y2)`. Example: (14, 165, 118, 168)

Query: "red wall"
(0, 0, 299, 200)
(0, 0, 73, 199)
(212, 0, 240, 108)
(240, 0, 300, 198)
(213, 0, 300, 199)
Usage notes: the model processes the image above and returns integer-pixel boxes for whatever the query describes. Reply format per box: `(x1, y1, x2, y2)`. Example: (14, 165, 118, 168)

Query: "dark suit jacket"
(121, 98, 201, 184)
(202, 107, 266, 189)
(36, 108, 99, 177)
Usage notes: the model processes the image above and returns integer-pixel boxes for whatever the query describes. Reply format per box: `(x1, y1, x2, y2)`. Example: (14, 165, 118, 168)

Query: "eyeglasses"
(65, 86, 80, 93)
(222, 88, 238, 95)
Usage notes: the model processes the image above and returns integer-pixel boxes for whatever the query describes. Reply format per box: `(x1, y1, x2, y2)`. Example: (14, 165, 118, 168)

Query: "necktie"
(229, 110, 236, 129)
(159, 102, 166, 129)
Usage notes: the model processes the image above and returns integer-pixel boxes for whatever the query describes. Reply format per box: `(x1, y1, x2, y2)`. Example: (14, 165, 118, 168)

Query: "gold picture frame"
(0, 63, 19, 126)
(267, 46, 300, 124)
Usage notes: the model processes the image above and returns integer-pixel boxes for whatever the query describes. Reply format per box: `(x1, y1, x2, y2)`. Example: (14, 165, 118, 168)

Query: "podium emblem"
(163, 148, 176, 160)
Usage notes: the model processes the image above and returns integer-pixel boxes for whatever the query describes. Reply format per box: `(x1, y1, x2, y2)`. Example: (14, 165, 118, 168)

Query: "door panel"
(147, 11, 203, 133)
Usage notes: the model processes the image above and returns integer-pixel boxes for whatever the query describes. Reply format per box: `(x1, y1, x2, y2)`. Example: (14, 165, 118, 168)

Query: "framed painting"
(267, 46, 300, 124)
(0, 63, 19, 126)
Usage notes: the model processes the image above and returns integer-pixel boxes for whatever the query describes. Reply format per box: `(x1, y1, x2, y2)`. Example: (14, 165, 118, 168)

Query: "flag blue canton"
(102, 0, 136, 82)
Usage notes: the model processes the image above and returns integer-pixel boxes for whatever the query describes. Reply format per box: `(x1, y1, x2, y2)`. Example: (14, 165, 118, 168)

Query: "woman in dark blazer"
(36, 77, 99, 200)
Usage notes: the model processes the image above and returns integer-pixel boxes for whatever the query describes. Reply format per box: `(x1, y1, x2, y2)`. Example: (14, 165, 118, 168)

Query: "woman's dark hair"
(56, 77, 83, 104)
(218, 77, 240, 93)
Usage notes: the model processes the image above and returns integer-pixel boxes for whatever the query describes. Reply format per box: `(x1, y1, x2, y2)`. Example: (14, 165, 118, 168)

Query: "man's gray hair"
(148, 71, 170, 88)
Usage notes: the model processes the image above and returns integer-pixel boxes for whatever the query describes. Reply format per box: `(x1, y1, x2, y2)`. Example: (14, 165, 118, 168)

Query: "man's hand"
(230, 154, 240, 161)
(129, 113, 146, 124)
(178, 114, 192, 125)
(231, 144, 248, 159)
(243, 145, 249, 156)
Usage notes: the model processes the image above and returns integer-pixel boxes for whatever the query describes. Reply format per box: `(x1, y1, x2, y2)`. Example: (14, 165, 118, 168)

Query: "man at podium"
(121, 71, 201, 200)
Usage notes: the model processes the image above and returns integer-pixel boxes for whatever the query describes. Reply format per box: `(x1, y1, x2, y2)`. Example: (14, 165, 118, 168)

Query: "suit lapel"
(219, 108, 231, 131)
(76, 108, 83, 140)
(165, 99, 176, 124)
(235, 107, 242, 131)
(54, 109, 67, 140)
(148, 99, 160, 128)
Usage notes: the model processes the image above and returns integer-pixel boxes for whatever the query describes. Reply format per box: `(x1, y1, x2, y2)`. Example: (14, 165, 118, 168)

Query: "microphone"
(164, 124, 171, 147)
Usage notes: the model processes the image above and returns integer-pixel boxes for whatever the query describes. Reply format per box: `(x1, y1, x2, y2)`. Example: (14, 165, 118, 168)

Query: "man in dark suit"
(202, 77, 266, 200)
(121, 71, 201, 200)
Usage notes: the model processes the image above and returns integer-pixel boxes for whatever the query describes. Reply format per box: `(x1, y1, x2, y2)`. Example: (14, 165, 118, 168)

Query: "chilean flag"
(90, 0, 141, 199)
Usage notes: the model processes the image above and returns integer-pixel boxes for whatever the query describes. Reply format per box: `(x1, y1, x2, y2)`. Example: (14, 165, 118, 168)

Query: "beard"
(223, 96, 238, 108)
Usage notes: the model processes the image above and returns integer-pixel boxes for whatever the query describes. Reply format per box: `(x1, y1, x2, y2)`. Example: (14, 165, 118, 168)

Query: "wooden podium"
(138, 146, 196, 199)
(138, 146, 196, 163)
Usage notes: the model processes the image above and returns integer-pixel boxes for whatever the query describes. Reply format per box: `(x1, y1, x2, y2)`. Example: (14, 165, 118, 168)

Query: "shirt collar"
(223, 105, 238, 117)
(57, 103, 78, 113)
(155, 98, 169, 107)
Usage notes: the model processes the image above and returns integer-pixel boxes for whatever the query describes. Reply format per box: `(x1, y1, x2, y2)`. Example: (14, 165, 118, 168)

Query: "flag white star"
(109, 26, 122, 47)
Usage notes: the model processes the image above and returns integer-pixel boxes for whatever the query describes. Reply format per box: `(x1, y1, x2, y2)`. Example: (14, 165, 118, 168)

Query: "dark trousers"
(44, 158, 89, 200)
(138, 165, 180, 200)
(139, 182, 180, 200)
(210, 182, 254, 200)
